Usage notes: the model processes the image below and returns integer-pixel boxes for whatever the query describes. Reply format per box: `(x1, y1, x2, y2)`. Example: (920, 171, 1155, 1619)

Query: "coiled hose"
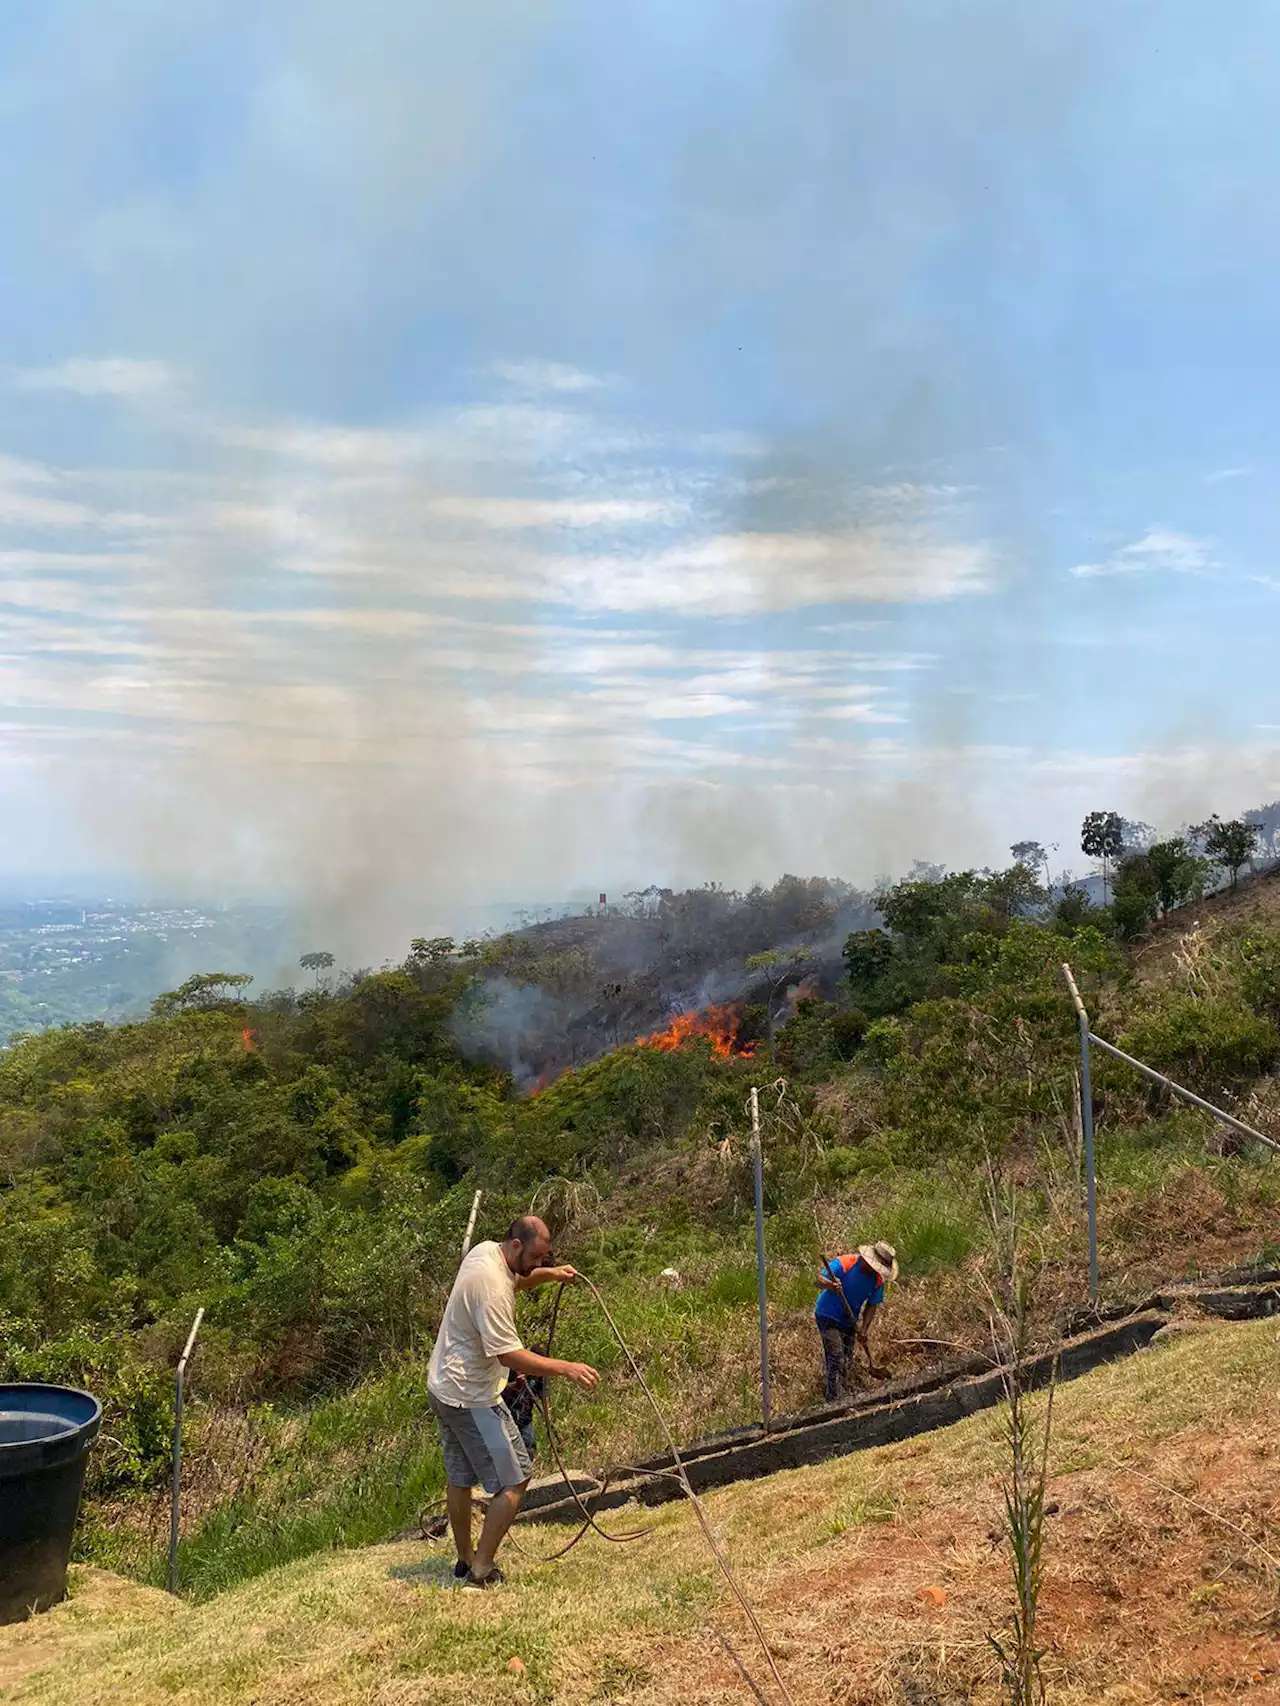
(420, 1271, 796, 1706)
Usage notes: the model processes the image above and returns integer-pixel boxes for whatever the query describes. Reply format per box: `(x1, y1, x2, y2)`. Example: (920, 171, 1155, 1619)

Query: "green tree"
(408, 936, 457, 964)
(299, 951, 335, 988)
(1145, 838, 1208, 916)
(1120, 818, 1156, 852)
(151, 971, 254, 1016)
(878, 871, 983, 949)
(745, 945, 816, 1060)
(981, 863, 1047, 923)
(1009, 840, 1049, 885)
(1242, 802, 1280, 858)
(1195, 816, 1260, 890)
(1052, 882, 1094, 929)
(844, 928, 897, 1001)
(1080, 811, 1125, 903)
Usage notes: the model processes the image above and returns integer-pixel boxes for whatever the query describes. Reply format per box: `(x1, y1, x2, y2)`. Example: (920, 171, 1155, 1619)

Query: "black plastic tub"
(0, 1384, 102, 1623)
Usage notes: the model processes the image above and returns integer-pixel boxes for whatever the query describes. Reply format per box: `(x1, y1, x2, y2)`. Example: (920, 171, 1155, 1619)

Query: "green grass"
(171, 1445, 445, 1600)
(4, 1319, 1275, 1706)
(73, 1140, 1278, 1602)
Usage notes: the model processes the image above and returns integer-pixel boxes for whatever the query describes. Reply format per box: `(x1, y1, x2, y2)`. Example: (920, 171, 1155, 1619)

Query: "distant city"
(0, 897, 296, 1046)
(0, 893, 601, 1046)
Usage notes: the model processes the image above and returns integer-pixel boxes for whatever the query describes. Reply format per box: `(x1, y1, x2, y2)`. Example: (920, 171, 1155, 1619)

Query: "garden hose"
(419, 1270, 797, 1706)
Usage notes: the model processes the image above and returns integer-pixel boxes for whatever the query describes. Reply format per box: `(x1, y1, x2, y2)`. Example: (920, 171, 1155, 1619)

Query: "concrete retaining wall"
(522, 1276, 1279, 1525)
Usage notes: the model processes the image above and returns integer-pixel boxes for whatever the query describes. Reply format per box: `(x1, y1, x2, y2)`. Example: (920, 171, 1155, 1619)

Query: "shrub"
(1120, 994, 1279, 1092)
(513, 1044, 708, 1179)
(1238, 926, 1280, 1021)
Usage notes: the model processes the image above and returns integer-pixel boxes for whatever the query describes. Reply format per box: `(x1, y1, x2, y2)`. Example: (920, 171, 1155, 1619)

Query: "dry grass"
(3, 1318, 1276, 1706)
(1127, 864, 1280, 991)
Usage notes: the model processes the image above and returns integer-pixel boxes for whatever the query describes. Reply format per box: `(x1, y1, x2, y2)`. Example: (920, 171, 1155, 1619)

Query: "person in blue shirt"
(814, 1241, 898, 1399)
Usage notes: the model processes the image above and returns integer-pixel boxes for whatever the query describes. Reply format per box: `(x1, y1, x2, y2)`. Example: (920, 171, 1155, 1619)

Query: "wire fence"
(80, 1326, 447, 1596)
(74, 1194, 493, 1594)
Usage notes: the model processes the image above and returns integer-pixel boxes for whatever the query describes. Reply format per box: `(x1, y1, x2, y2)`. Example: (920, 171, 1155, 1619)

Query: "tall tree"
(1119, 818, 1157, 852)
(1080, 811, 1125, 903)
(982, 862, 1048, 923)
(844, 929, 896, 990)
(1009, 840, 1050, 885)
(1242, 801, 1280, 857)
(1195, 816, 1260, 890)
(299, 950, 335, 988)
(1110, 853, 1160, 939)
(151, 971, 254, 1016)
(408, 936, 457, 964)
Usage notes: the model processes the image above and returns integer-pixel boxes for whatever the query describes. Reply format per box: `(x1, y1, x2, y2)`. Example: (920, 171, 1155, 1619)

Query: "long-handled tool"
(818, 1250, 891, 1381)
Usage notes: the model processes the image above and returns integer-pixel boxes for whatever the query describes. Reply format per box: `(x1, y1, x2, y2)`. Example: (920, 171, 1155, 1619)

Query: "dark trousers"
(818, 1320, 856, 1400)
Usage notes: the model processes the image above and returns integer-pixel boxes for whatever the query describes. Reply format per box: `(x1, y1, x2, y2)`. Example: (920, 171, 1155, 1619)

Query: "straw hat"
(858, 1241, 899, 1282)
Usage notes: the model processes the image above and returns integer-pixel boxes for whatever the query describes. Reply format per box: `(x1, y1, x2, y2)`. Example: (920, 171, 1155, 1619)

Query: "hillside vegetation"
(1, 1318, 1275, 1705)
(0, 860, 1278, 1593)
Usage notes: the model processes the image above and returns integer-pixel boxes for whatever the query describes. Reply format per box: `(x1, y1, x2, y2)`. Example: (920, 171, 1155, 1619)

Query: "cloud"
(1069, 529, 1214, 579)
(214, 400, 647, 471)
(5, 0, 1269, 931)
(1204, 466, 1254, 484)
(0, 357, 968, 956)
(12, 358, 176, 397)
(428, 496, 675, 529)
(0, 385, 991, 614)
(544, 529, 994, 613)
(490, 359, 609, 393)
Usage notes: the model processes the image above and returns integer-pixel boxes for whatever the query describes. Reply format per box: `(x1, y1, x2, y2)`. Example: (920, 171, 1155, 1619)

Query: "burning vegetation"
(635, 1000, 756, 1060)
(451, 874, 870, 1089)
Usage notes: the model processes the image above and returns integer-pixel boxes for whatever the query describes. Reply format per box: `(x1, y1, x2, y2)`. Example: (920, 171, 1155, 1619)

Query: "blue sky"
(2, 1, 1279, 946)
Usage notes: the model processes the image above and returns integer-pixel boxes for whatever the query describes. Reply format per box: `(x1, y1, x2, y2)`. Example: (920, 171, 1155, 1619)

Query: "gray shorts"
(429, 1392, 533, 1494)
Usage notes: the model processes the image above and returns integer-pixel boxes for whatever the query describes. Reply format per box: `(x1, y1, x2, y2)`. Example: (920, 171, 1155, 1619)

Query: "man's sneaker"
(462, 1565, 505, 1590)
(453, 1560, 470, 1580)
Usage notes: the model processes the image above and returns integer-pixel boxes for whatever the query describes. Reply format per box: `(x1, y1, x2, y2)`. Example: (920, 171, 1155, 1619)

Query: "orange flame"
(241, 1027, 257, 1052)
(635, 1001, 755, 1060)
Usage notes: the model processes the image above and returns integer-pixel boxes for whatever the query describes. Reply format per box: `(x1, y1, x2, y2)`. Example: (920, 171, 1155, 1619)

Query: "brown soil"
(634, 1418, 1280, 1706)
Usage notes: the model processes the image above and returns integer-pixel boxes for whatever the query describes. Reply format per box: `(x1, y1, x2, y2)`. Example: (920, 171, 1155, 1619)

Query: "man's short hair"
(506, 1215, 548, 1247)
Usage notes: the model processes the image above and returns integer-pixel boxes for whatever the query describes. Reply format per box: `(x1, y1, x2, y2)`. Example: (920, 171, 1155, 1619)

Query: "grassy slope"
(97, 1117, 1277, 1600)
(6, 1317, 1277, 1706)
(59, 873, 1280, 1595)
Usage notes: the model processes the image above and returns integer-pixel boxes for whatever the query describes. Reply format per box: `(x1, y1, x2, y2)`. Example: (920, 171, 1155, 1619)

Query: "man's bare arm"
(499, 1346, 598, 1391)
(514, 1264, 578, 1292)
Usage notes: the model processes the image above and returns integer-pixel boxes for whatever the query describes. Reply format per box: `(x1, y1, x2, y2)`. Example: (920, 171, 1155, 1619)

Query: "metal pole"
(461, 1189, 482, 1258)
(750, 1087, 771, 1431)
(168, 1306, 204, 1594)
(1086, 1032, 1280, 1154)
(1060, 966, 1099, 1303)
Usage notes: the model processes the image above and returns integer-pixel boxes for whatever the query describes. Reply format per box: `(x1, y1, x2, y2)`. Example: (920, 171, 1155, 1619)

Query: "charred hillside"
(449, 804, 1280, 1088)
(451, 875, 881, 1086)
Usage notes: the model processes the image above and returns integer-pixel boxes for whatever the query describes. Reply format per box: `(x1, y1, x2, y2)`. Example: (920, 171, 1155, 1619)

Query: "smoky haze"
(3, 0, 1279, 967)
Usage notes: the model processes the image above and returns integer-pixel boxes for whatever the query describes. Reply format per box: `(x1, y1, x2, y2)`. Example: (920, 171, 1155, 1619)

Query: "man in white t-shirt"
(427, 1214, 598, 1588)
